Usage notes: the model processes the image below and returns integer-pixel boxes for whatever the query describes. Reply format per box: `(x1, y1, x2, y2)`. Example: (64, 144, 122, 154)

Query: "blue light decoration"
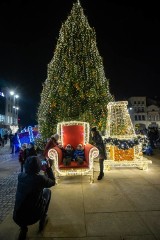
(18, 126, 39, 147)
(28, 126, 34, 143)
(0, 91, 5, 97)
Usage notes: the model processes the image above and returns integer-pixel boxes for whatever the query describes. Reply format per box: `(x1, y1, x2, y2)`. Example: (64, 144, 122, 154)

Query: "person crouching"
(13, 156, 55, 240)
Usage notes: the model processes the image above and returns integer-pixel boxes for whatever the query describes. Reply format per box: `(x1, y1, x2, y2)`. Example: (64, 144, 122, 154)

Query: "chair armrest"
(48, 146, 63, 165)
(84, 143, 99, 165)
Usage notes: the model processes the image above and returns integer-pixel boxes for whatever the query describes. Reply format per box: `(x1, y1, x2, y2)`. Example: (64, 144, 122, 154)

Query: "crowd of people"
(0, 132, 14, 149)
(0, 131, 20, 153)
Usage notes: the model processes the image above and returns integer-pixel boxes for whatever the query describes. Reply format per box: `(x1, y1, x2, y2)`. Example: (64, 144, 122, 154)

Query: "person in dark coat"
(10, 132, 19, 154)
(0, 133, 4, 147)
(43, 134, 59, 167)
(3, 132, 8, 144)
(23, 142, 37, 161)
(13, 156, 56, 240)
(43, 134, 59, 158)
(91, 127, 107, 180)
(63, 144, 74, 166)
(18, 143, 27, 172)
(9, 133, 14, 148)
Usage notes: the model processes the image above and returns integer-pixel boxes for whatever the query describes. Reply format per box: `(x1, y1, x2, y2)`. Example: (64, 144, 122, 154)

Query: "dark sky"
(0, 0, 160, 127)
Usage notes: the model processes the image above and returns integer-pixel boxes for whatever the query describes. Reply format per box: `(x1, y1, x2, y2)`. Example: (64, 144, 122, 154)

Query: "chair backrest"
(57, 121, 90, 149)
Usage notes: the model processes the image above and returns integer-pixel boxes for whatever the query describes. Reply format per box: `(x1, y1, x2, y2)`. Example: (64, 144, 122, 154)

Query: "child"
(73, 144, 85, 165)
(63, 144, 74, 166)
(18, 143, 27, 172)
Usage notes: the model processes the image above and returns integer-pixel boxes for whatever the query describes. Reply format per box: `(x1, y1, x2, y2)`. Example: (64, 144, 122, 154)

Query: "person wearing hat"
(91, 127, 107, 180)
(13, 156, 56, 240)
(73, 143, 85, 165)
(43, 134, 60, 165)
(63, 144, 74, 166)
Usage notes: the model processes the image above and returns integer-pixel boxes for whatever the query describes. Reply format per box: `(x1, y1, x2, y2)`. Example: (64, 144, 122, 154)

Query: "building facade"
(128, 96, 160, 130)
(0, 87, 19, 136)
(0, 92, 5, 125)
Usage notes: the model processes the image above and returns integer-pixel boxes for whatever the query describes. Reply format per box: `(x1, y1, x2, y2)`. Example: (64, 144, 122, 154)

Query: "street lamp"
(10, 91, 14, 96)
(9, 91, 19, 126)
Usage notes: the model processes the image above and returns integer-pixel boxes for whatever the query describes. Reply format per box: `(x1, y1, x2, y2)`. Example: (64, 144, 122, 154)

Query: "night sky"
(0, 0, 160, 127)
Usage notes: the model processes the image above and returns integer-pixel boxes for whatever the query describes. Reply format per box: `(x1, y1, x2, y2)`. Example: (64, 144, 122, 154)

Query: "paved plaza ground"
(0, 142, 160, 240)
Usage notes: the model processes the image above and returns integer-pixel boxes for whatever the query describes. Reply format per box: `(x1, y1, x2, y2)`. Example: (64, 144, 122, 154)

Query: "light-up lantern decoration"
(106, 101, 139, 161)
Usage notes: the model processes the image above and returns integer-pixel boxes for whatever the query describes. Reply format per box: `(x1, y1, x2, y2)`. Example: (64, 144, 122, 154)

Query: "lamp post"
(9, 91, 19, 127)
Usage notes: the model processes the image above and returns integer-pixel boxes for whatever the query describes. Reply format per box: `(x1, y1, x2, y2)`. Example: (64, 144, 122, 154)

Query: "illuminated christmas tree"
(37, 0, 114, 140)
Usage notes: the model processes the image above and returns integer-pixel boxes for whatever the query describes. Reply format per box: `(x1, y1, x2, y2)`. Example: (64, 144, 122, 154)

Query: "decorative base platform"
(104, 157, 152, 171)
(53, 167, 94, 184)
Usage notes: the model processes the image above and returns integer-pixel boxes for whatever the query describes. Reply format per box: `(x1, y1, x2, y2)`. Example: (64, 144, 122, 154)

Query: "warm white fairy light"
(48, 120, 99, 183)
(37, 1, 113, 141)
(104, 101, 152, 170)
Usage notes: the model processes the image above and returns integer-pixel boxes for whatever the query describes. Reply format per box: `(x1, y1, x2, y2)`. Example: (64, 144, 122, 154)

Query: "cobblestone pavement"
(0, 172, 18, 223)
(0, 143, 20, 223)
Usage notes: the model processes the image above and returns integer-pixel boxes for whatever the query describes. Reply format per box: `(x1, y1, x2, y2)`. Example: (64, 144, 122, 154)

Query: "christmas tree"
(37, 0, 114, 140)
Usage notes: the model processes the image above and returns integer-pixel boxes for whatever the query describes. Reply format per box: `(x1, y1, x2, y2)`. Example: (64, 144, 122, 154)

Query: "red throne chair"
(48, 121, 99, 183)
